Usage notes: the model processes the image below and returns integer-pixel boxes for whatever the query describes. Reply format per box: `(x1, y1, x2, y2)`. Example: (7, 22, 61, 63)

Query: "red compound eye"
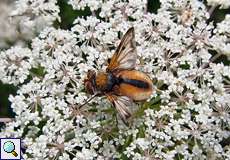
(84, 81, 95, 95)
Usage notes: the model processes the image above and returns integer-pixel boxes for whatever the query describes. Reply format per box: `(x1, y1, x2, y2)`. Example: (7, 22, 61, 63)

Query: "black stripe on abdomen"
(119, 78, 149, 89)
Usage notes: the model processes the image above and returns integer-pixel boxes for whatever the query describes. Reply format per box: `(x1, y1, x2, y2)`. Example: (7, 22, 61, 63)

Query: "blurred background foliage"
(0, 0, 229, 119)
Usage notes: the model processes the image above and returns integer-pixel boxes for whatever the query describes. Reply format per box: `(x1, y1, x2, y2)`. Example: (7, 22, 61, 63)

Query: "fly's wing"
(106, 27, 137, 72)
(106, 94, 133, 124)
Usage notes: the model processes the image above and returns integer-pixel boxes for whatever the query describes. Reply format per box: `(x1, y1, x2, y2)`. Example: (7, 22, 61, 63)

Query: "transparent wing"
(106, 94, 133, 124)
(106, 27, 137, 72)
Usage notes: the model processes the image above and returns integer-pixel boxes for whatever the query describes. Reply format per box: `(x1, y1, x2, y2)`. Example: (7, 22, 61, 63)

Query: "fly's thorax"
(95, 72, 117, 92)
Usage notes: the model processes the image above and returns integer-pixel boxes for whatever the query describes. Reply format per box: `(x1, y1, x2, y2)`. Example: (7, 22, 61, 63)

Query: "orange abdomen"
(114, 70, 153, 101)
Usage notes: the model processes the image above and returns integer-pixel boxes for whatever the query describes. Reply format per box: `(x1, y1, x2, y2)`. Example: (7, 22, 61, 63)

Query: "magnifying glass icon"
(3, 141, 18, 157)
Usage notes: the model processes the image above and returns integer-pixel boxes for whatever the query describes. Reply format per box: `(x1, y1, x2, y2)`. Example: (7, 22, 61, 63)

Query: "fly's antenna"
(78, 94, 98, 109)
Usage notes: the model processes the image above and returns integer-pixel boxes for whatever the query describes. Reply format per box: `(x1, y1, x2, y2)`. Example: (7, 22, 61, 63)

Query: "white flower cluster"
(0, 46, 34, 85)
(0, 0, 17, 48)
(0, 0, 230, 159)
(11, 0, 60, 28)
(0, 0, 60, 49)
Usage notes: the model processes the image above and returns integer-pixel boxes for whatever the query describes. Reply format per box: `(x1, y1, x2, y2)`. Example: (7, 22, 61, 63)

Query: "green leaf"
(137, 124, 146, 138)
(123, 135, 133, 149)
(30, 66, 46, 77)
(179, 62, 190, 69)
(65, 130, 75, 141)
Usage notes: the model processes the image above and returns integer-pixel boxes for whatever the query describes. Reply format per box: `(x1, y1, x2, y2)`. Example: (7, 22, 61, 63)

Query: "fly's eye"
(88, 70, 96, 77)
(85, 81, 94, 95)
